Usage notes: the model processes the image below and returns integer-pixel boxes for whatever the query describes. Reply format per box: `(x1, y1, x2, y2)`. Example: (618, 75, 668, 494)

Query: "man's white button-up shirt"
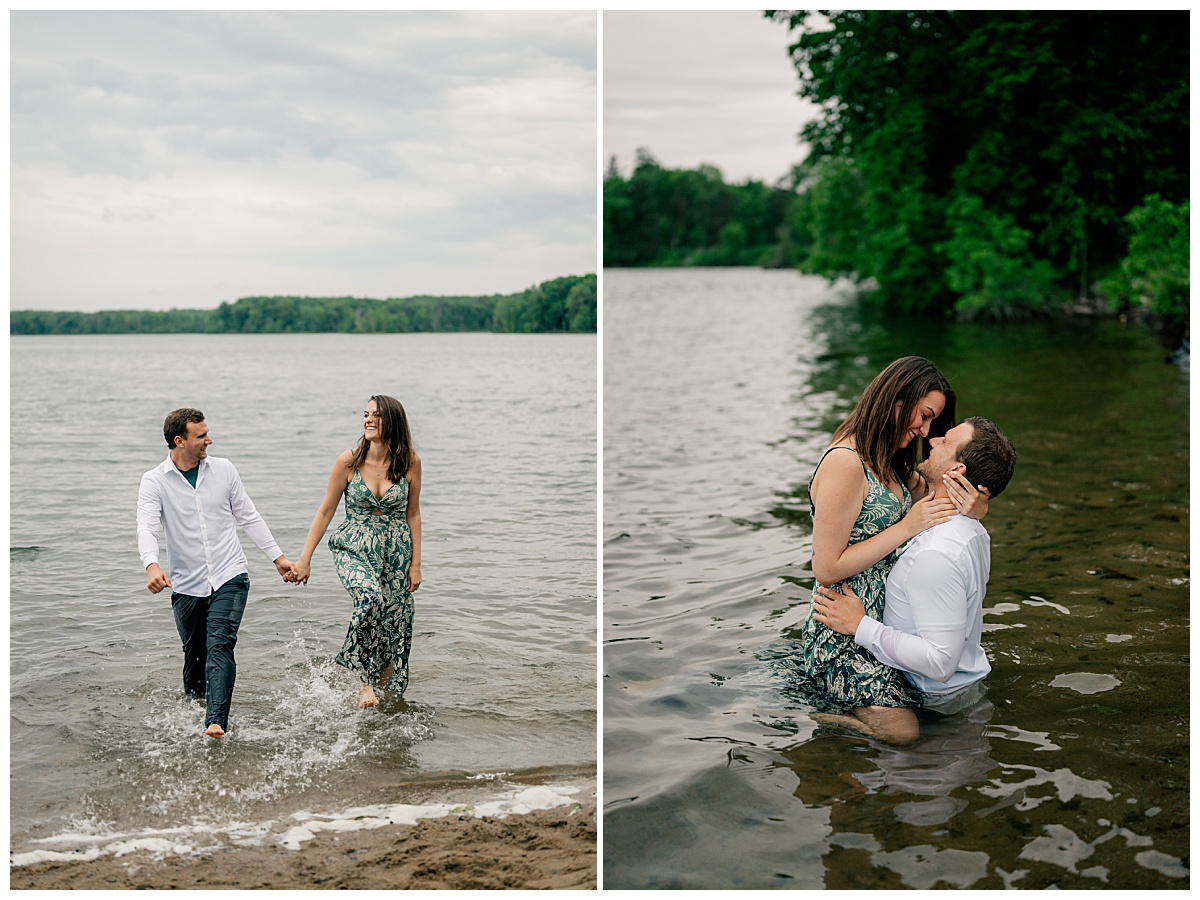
(137, 455, 283, 596)
(854, 514, 992, 697)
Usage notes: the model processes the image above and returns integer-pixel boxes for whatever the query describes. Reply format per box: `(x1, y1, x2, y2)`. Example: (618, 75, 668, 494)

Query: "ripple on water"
(12, 333, 596, 853)
(1049, 673, 1121, 695)
(872, 845, 991, 890)
(603, 269, 1189, 889)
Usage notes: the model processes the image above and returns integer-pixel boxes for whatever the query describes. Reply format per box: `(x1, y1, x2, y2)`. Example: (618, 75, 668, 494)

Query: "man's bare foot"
(204, 723, 225, 738)
(358, 683, 379, 709)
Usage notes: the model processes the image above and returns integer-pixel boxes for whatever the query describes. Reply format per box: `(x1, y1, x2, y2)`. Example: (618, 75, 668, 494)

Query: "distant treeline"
(604, 152, 798, 269)
(607, 11, 1188, 334)
(11, 274, 597, 335)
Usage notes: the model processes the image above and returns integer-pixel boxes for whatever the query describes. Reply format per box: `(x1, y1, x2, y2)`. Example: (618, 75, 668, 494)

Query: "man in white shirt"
(813, 416, 1017, 738)
(137, 408, 296, 738)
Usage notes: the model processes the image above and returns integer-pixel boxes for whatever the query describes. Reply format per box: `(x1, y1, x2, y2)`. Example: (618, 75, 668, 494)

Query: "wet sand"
(12, 801, 596, 890)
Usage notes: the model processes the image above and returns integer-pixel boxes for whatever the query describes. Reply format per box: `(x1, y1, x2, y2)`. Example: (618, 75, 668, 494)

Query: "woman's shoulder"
(811, 444, 868, 494)
(815, 445, 866, 477)
(405, 451, 422, 480)
(334, 450, 357, 474)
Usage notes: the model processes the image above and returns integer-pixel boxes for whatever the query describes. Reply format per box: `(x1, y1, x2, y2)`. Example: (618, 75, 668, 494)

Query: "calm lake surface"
(602, 267, 1188, 889)
(11, 332, 596, 862)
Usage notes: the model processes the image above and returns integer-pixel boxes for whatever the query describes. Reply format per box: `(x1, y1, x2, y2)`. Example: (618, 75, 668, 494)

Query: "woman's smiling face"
(898, 390, 946, 448)
(363, 400, 382, 441)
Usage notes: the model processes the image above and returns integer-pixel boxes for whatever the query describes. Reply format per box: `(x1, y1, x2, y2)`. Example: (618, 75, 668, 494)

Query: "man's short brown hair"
(956, 416, 1016, 497)
(164, 408, 205, 448)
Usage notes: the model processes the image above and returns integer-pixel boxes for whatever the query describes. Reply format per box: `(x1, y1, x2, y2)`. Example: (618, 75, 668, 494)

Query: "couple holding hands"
(136, 395, 422, 737)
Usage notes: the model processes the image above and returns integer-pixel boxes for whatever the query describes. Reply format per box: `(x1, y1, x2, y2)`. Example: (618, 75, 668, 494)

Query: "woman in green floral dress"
(801, 357, 986, 741)
(293, 395, 422, 708)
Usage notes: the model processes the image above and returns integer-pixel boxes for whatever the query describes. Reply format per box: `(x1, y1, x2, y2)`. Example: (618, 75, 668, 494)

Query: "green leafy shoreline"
(11, 273, 596, 335)
(605, 11, 1187, 342)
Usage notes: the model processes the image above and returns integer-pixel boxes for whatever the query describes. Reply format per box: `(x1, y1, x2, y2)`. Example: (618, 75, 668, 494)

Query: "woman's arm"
(811, 451, 956, 585)
(294, 451, 354, 584)
(943, 470, 989, 519)
(908, 463, 987, 517)
(405, 454, 422, 592)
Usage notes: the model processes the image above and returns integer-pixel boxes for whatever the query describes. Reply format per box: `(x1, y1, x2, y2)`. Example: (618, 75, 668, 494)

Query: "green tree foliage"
(10, 275, 597, 335)
(604, 150, 798, 268)
(770, 10, 1189, 320)
(939, 194, 1062, 317)
(789, 156, 866, 278)
(1100, 195, 1189, 324)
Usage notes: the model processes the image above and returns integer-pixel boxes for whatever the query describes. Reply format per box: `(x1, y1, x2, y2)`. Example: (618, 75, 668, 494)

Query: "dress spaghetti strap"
(808, 445, 870, 516)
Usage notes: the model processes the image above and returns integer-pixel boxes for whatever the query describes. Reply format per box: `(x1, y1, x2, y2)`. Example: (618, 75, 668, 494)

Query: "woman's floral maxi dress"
(330, 469, 415, 693)
(801, 447, 918, 709)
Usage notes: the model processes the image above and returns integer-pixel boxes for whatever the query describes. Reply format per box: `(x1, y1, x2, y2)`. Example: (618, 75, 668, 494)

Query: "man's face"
(175, 420, 211, 464)
(919, 421, 973, 484)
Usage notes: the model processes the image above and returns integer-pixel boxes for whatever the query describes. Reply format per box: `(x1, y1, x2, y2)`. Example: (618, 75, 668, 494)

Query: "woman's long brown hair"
(831, 356, 955, 485)
(349, 394, 415, 484)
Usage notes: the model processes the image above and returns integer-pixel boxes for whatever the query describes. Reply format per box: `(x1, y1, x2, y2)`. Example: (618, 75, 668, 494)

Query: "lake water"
(602, 267, 1189, 889)
(10, 332, 596, 864)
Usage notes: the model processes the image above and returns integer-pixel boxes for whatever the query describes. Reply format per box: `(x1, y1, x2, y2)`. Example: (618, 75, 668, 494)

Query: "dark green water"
(603, 268, 1188, 889)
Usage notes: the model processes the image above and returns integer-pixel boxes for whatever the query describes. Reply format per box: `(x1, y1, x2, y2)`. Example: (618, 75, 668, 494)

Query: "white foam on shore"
(11, 783, 582, 867)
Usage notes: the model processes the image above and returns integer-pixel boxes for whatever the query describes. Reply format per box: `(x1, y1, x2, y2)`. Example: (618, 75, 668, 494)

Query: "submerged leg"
(811, 706, 919, 744)
(853, 705, 919, 743)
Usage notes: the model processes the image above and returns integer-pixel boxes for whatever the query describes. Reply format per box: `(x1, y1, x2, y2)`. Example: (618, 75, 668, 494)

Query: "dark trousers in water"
(170, 573, 249, 731)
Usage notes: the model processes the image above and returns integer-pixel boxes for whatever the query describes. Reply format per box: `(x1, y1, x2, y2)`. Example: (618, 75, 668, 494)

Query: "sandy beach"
(12, 799, 596, 890)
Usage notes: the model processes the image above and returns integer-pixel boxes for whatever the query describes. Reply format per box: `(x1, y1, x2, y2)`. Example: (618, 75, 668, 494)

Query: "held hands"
(274, 555, 298, 583)
(407, 564, 421, 592)
(943, 470, 990, 519)
(290, 559, 312, 585)
(812, 584, 866, 636)
(903, 490, 957, 537)
(146, 563, 171, 594)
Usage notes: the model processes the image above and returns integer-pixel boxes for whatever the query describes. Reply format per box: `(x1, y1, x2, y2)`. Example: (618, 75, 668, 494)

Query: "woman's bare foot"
(358, 683, 379, 708)
(204, 723, 225, 738)
(379, 664, 394, 690)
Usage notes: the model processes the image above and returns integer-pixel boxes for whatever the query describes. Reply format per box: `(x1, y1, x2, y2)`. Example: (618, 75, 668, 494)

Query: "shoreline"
(12, 774, 596, 890)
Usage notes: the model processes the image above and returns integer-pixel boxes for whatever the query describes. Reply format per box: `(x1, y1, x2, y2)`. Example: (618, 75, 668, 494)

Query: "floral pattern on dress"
(329, 469, 414, 694)
(800, 447, 918, 710)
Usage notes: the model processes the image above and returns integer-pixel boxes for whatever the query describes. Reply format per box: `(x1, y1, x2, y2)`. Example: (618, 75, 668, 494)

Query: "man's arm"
(226, 466, 289, 573)
(857, 549, 969, 683)
(814, 549, 968, 683)
(136, 472, 171, 593)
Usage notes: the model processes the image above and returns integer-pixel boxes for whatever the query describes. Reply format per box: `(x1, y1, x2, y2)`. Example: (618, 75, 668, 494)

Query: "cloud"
(11, 11, 597, 311)
(603, 10, 817, 184)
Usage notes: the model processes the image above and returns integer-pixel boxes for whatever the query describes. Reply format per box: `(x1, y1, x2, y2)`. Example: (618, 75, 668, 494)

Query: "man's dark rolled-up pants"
(170, 573, 249, 731)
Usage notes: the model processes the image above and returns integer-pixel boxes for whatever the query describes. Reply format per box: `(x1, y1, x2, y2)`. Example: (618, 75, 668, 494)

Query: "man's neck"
(171, 449, 200, 471)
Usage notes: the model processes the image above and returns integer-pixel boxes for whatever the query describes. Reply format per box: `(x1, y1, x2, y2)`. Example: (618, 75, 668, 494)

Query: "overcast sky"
(11, 11, 597, 312)
(604, 11, 819, 185)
